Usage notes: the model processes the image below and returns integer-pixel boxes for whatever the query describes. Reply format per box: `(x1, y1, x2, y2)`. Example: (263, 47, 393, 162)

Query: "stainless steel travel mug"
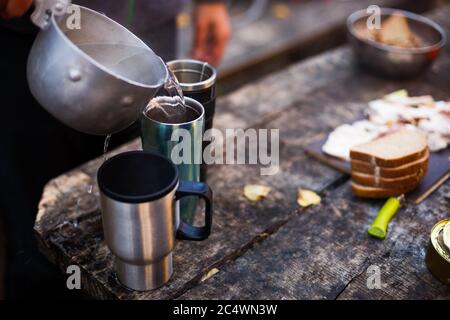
(98, 151, 213, 291)
(141, 97, 204, 224)
(167, 59, 217, 182)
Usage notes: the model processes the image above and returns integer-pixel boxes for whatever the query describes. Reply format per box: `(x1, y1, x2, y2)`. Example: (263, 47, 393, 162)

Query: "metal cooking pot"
(27, 4, 168, 135)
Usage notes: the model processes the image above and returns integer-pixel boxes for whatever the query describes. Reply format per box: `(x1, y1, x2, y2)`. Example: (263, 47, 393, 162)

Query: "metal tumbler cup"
(141, 97, 204, 224)
(167, 59, 217, 182)
(97, 151, 213, 291)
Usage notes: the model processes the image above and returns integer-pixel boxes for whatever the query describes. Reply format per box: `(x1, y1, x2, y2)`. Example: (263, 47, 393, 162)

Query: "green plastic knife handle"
(368, 197, 400, 239)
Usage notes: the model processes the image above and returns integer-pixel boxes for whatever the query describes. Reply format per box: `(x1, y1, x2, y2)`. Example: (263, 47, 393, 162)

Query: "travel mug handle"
(175, 181, 213, 241)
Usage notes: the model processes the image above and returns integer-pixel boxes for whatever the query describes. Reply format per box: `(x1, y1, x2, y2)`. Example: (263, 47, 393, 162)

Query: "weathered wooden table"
(35, 6, 450, 300)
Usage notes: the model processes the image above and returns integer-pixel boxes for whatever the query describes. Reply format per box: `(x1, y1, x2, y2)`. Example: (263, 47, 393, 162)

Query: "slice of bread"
(351, 150, 429, 178)
(350, 129, 428, 167)
(351, 181, 419, 199)
(351, 167, 426, 189)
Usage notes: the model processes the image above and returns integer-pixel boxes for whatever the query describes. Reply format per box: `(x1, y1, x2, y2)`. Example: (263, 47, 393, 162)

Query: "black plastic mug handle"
(175, 181, 213, 241)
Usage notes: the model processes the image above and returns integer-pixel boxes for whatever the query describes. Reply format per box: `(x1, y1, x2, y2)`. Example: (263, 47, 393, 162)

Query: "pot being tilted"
(27, 2, 168, 135)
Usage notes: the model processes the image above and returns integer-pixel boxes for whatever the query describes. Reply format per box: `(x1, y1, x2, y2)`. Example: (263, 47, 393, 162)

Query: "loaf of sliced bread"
(351, 150, 429, 178)
(351, 167, 426, 188)
(350, 129, 428, 167)
(351, 181, 419, 199)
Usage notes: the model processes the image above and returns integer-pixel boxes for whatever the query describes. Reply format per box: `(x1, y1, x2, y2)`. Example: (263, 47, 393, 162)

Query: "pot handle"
(31, 0, 72, 29)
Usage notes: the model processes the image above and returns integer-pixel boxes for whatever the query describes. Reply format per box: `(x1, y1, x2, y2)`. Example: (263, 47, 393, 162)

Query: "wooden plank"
(180, 180, 450, 300)
(35, 43, 386, 299)
(337, 182, 450, 299)
(35, 143, 343, 299)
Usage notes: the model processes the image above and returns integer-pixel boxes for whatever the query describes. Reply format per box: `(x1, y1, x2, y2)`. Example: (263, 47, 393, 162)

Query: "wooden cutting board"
(304, 136, 450, 204)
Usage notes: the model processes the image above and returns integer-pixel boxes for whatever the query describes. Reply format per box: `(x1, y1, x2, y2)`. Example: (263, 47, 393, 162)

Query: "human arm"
(193, 0, 231, 66)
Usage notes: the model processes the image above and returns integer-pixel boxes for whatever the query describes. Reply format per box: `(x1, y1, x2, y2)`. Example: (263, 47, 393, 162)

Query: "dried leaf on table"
(297, 189, 321, 208)
(244, 185, 271, 202)
(200, 268, 219, 282)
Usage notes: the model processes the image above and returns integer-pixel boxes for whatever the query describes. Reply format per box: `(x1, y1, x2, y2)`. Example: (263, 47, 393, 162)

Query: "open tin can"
(425, 218, 450, 286)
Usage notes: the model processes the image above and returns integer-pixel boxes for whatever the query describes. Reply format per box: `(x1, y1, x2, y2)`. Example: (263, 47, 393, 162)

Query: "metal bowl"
(347, 8, 446, 77)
